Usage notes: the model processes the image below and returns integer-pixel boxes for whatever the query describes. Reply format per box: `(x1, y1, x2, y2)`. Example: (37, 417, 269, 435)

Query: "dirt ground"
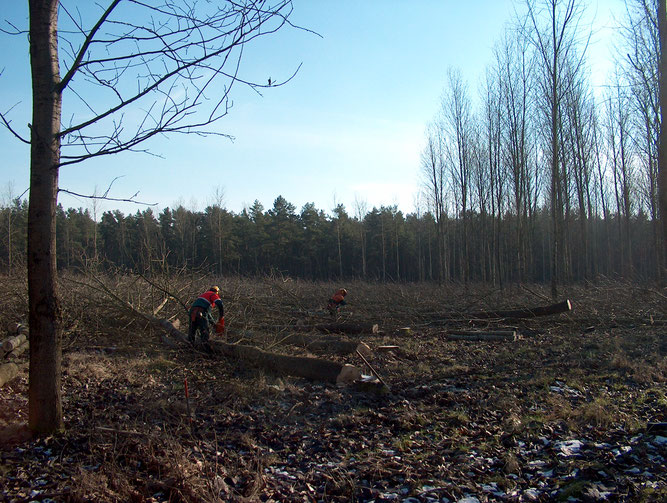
(0, 277, 665, 502)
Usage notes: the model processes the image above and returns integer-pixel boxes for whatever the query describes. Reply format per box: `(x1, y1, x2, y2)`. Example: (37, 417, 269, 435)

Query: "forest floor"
(0, 275, 665, 502)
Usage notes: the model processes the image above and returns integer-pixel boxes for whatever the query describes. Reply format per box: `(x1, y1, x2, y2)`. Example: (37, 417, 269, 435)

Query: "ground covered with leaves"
(0, 275, 665, 502)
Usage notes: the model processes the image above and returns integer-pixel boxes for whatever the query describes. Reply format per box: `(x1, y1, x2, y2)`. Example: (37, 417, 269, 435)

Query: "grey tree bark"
(27, 0, 64, 434)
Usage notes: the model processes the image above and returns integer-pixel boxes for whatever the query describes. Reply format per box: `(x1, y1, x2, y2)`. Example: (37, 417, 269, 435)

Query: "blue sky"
(0, 0, 624, 218)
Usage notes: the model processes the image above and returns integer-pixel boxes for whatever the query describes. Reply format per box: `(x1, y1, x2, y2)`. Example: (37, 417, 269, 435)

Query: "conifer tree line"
(1, 0, 664, 285)
(0, 190, 659, 283)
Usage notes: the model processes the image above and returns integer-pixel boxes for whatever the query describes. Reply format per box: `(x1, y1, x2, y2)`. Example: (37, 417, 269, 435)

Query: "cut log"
(209, 340, 361, 384)
(3, 334, 27, 352)
(297, 322, 379, 335)
(4, 341, 28, 359)
(6, 322, 28, 335)
(447, 331, 518, 341)
(0, 362, 19, 387)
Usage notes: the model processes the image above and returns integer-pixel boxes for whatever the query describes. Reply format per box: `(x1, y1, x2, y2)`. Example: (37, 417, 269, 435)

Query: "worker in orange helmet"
(188, 286, 225, 348)
(327, 288, 348, 316)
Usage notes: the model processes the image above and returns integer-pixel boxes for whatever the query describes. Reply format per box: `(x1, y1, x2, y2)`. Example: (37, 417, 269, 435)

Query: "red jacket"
(192, 290, 224, 316)
(198, 290, 221, 306)
(330, 289, 347, 305)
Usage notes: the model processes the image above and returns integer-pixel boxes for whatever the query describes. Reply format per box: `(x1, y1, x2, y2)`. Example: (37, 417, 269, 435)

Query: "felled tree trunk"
(296, 322, 380, 335)
(284, 334, 372, 357)
(433, 300, 572, 322)
(254, 332, 372, 357)
(447, 330, 518, 341)
(0, 363, 19, 387)
(470, 300, 571, 319)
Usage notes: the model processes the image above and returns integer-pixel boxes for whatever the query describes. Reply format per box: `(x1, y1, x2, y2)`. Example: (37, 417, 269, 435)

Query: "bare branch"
(57, 0, 122, 93)
(0, 107, 30, 144)
(58, 188, 156, 206)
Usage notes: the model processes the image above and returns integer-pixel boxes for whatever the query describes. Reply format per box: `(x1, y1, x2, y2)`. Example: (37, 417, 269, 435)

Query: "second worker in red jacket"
(327, 288, 347, 316)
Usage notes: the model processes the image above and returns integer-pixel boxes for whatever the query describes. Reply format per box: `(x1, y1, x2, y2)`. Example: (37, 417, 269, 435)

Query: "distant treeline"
(0, 195, 659, 284)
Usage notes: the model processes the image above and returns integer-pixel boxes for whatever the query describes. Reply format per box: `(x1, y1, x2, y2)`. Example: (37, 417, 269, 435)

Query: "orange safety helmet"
(210, 286, 220, 293)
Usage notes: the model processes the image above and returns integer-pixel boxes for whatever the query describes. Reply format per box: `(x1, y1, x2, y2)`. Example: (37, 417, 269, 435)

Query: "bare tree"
(481, 66, 506, 287)
(412, 192, 426, 281)
(620, 0, 663, 278)
(591, 109, 612, 275)
(561, 61, 596, 280)
(1, 0, 299, 434)
(209, 185, 227, 275)
(441, 68, 473, 284)
(606, 79, 636, 277)
(421, 123, 448, 283)
(523, 0, 590, 297)
(353, 195, 368, 278)
(496, 29, 536, 282)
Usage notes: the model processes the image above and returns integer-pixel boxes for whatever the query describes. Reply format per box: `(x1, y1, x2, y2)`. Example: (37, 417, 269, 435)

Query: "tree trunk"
(659, 0, 667, 277)
(27, 0, 64, 434)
